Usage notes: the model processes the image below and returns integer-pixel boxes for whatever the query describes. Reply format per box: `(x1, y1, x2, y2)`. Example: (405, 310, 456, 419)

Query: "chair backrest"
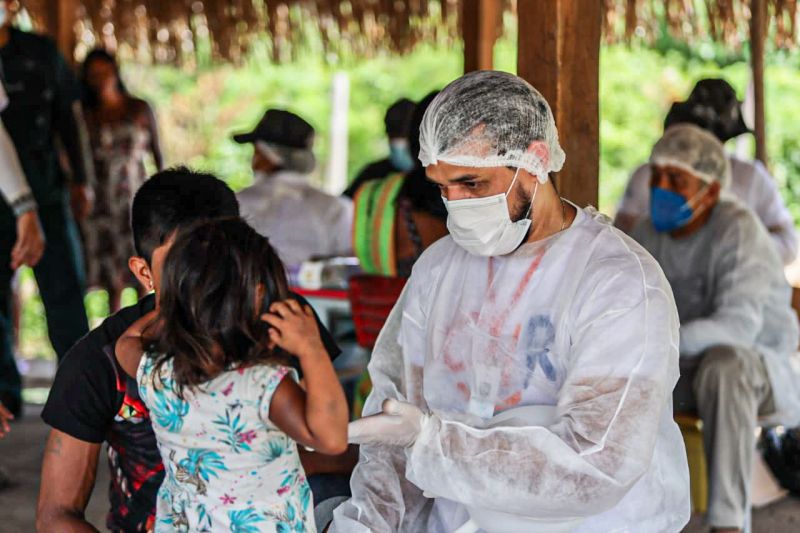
(352, 173, 405, 276)
(348, 274, 408, 349)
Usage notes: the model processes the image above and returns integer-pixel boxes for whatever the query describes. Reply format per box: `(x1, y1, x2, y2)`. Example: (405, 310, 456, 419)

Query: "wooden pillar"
(517, 0, 601, 208)
(462, 0, 500, 72)
(750, 0, 768, 165)
(46, 0, 79, 63)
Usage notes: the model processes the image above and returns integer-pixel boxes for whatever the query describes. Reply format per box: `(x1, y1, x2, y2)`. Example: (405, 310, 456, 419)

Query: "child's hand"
(0, 401, 13, 439)
(261, 300, 325, 359)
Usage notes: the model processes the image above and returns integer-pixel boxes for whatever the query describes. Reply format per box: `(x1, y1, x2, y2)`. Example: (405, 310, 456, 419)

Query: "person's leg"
(11, 274, 20, 350)
(0, 208, 21, 415)
(31, 203, 89, 360)
(693, 345, 772, 531)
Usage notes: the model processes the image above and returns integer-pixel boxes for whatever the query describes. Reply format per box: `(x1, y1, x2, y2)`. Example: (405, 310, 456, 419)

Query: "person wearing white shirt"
(233, 109, 353, 267)
(615, 78, 798, 265)
(0, 57, 43, 470)
(0, 70, 44, 270)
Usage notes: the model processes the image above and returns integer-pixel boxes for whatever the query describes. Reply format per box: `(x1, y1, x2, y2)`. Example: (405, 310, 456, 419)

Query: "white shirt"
(333, 207, 690, 533)
(237, 170, 353, 266)
(0, 80, 33, 211)
(617, 155, 799, 264)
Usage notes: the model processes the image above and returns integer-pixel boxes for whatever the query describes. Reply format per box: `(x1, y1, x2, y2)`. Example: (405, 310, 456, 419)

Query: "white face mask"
(442, 169, 536, 256)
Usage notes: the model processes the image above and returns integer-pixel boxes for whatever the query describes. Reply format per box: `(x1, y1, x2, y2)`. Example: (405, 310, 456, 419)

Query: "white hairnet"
(418, 70, 566, 183)
(649, 123, 731, 188)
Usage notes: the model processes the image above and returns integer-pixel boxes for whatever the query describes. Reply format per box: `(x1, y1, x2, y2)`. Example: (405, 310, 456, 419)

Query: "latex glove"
(348, 399, 428, 447)
(11, 210, 45, 269)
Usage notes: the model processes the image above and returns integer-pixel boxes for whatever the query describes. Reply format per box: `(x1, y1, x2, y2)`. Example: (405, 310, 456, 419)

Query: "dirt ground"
(0, 405, 108, 532)
(1, 404, 799, 532)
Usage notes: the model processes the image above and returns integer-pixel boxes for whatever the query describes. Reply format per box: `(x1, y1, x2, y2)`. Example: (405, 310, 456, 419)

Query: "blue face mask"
(389, 141, 415, 172)
(650, 187, 695, 233)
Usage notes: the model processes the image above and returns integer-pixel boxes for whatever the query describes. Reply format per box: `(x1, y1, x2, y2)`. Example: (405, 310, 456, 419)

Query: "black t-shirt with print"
(42, 292, 342, 532)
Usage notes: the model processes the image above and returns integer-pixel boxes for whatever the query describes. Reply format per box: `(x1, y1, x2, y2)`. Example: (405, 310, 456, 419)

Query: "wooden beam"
(517, 0, 601, 208)
(48, 0, 79, 64)
(751, 0, 768, 165)
(462, 0, 500, 72)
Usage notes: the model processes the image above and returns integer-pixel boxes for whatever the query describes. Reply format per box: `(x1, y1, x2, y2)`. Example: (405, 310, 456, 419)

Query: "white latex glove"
(347, 399, 428, 447)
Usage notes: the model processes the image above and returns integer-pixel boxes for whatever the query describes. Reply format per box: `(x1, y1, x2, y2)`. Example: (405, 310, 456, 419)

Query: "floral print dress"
(83, 118, 151, 288)
(137, 354, 315, 533)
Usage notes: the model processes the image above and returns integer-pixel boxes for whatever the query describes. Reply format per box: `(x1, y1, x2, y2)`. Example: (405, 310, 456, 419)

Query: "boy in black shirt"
(37, 168, 341, 532)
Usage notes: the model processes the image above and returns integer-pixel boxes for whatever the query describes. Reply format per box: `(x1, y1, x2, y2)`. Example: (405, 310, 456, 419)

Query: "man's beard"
(510, 181, 533, 223)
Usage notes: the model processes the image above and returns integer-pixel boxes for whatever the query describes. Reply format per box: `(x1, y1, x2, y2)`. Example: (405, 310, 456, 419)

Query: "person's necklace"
(559, 197, 567, 232)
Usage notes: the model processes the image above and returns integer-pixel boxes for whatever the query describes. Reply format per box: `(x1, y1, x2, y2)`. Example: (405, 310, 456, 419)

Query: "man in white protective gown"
(328, 70, 691, 533)
(631, 124, 800, 533)
(615, 78, 798, 265)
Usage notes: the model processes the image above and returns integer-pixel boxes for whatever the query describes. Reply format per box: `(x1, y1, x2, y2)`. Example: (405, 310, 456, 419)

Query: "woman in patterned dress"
(80, 49, 163, 312)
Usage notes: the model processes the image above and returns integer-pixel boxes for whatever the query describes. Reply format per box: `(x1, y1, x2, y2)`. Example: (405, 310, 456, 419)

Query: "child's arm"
(262, 300, 348, 456)
(115, 310, 159, 378)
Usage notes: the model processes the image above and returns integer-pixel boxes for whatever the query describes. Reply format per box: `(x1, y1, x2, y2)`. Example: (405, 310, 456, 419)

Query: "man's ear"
(526, 140, 550, 170)
(128, 256, 153, 292)
(705, 181, 722, 206)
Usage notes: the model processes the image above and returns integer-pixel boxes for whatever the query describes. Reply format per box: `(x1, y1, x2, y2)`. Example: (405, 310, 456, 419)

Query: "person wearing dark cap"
(234, 108, 353, 266)
(343, 98, 416, 198)
(615, 78, 798, 264)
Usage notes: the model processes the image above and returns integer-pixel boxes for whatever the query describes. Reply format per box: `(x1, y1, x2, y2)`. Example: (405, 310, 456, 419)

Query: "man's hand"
(69, 183, 94, 222)
(0, 401, 13, 438)
(348, 399, 428, 447)
(11, 210, 45, 269)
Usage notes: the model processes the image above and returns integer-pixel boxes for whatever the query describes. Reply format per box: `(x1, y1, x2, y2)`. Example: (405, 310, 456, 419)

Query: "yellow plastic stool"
(676, 414, 707, 514)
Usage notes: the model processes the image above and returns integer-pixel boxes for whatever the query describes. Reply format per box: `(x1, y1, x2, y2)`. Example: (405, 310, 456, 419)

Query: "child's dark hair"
(153, 217, 289, 393)
(131, 167, 240, 264)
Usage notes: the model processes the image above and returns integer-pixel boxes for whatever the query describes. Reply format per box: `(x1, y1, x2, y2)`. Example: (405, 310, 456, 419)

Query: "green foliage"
(599, 46, 751, 211)
(122, 44, 461, 192)
(17, 37, 800, 359)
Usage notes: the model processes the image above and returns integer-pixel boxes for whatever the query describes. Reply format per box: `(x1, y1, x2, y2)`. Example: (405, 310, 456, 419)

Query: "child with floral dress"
(116, 217, 348, 532)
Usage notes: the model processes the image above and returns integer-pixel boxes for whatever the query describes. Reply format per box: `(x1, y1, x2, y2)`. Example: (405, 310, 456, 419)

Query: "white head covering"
(649, 123, 731, 188)
(418, 70, 565, 183)
(255, 140, 316, 174)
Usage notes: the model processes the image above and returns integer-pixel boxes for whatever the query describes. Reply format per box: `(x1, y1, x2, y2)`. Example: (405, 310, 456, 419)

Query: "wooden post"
(750, 0, 768, 165)
(517, 0, 601, 208)
(46, 0, 79, 63)
(462, 0, 500, 72)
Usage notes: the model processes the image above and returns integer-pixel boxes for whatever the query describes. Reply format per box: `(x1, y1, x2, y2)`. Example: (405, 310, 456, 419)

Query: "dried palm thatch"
(601, 0, 793, 48)
(19, 0, 800, 65)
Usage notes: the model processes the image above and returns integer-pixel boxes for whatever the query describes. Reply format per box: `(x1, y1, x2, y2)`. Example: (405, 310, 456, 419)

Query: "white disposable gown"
(632, 198, 800, 427)
(618, 156, 798, 264)
(331, 206, 691, 533)
(0, 80, 33, 209)
(237, 170, 353, 266)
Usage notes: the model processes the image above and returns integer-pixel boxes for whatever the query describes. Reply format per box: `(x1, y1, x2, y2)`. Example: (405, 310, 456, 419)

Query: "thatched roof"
(20, 1, 800, 64)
